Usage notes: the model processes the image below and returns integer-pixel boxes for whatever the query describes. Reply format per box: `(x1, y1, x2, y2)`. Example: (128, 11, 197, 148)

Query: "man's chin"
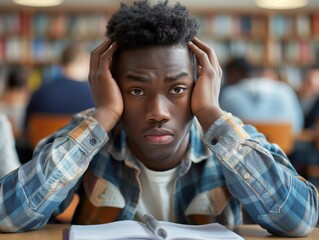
(144, 151, 174, 162)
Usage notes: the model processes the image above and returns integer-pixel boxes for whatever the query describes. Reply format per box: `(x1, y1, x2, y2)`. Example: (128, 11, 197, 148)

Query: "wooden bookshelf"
(196, 13, 267, 65)
(0, 10, 108, 65)
(195, 11, 319, 88)
(0, 8, 319, 87)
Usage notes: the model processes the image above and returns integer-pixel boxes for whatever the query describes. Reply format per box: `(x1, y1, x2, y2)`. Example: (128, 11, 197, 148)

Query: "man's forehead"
(118, 46, 191, 64)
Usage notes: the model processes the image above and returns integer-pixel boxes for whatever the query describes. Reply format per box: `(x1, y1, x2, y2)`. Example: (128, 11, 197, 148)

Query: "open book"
(65, 214, 244, 240)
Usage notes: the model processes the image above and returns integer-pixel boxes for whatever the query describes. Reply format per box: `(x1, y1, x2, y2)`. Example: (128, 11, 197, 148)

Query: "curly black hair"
(106, 0, 199, 50)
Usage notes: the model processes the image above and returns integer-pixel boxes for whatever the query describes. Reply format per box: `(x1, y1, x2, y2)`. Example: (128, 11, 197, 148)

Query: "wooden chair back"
(28, 113, 72, 149)
(55, 194, 80, 223)
(247, 122, 294, 155)
(307, 118, 319, 187)
(27, 113, 77, 223)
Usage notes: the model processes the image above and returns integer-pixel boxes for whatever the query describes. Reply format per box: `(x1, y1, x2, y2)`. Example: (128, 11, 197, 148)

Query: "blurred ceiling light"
(255, 0, 308, 9)
(13, 0, 64, 7)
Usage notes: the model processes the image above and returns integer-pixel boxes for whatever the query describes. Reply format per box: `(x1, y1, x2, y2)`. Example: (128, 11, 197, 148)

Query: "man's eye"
(130, 88, 145, 96)
(170, 87, 185, 95)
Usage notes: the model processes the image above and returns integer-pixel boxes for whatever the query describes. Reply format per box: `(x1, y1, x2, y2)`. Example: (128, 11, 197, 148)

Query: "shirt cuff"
(203, 112, 249, 156)
(68, 116, 108, 155)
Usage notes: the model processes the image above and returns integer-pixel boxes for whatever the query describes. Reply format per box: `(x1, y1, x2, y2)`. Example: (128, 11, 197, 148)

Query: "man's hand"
(188, 38, 224, 131)
(89, 40, 123, 132)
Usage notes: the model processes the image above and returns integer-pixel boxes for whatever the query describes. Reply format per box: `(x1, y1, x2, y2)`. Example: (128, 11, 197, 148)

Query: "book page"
(69, 220, 155, 240)
(160, 222, 244, 240)
(68, 220, 244, 240)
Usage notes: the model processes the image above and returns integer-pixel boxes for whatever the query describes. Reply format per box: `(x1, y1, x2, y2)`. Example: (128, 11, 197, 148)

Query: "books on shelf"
(296, 15, 311, 37)
(4, 36, 25, 62)
(0, 38, 4, 60)
(1, 10, 318, 85)
(269, 15, 294, 38)
(64, 214, 244, 240)
(312, 14, 319, 37)
(0, 13, 22, 35)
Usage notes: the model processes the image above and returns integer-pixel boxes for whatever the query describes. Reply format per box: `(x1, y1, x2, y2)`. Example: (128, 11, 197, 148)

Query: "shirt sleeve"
(0, 114, 108, 232)
(203, 112, 319, 237)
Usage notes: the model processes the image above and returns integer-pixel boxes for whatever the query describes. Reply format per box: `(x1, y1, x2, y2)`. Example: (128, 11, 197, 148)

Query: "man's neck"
(63, 66, 87, 82)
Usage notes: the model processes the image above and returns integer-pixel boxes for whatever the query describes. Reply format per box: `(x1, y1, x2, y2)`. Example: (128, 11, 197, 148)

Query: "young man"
(0, 0, 318, 236)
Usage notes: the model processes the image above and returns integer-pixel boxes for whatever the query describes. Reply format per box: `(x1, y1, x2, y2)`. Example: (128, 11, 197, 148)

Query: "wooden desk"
(0, 224, 318, 240)
(231, 225, 319, 240)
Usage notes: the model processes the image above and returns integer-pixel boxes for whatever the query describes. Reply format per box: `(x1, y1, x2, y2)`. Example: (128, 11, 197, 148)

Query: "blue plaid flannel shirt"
(0, 111, 318, 236)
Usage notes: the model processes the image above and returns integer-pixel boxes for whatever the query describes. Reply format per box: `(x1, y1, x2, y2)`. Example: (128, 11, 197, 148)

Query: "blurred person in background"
(221, 57, 251, 87)
(0, 65, 30, 139)
(25, 43, 94, 125)
(219, 57, 304, 134)
(0, 113, 21, 178)
(289, 64, 319, 182)
(298, 64, 319, 129)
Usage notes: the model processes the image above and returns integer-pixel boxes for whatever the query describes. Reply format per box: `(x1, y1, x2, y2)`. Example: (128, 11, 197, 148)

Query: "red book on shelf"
(312, 14, 319, 37)
(0, 38, 4, 60)
(299, 39, 311, 64)
(49, 14, 67, 38)
(20, 12, 29, 35)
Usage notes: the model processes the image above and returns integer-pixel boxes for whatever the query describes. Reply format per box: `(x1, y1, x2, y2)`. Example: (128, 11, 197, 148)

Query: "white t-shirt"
(0, 113, 21, 177)
(135, 161, 178, 222)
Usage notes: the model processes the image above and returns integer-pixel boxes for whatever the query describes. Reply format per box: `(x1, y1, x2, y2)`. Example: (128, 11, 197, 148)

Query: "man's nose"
(145, 95, 171, 123)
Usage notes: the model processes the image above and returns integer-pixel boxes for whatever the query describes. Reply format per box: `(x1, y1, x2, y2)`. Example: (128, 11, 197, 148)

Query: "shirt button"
(89, 138, 97, 146)
(211, 138, 219, 145)
(51, 182, 58, 190)
(243, 173, 250, 180)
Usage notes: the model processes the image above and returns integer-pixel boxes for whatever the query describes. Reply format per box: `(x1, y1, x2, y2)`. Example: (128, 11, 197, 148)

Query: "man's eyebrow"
(125, 72, 189, 83)
(165, 72, 189, 82)
(126, 73, 151, 83)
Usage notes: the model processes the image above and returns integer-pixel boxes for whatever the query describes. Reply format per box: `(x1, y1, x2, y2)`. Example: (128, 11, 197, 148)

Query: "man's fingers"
(189, 41, 209, 69)
(99, 42, 118, 70)
(191, 38, 217, 66)
(89, 39, 114, 79)
(192, 37, 211, 53)
(189, 38, 222, 78)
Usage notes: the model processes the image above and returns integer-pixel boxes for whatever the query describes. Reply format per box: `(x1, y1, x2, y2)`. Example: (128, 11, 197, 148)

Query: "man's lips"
(144, 128, 174, 144)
